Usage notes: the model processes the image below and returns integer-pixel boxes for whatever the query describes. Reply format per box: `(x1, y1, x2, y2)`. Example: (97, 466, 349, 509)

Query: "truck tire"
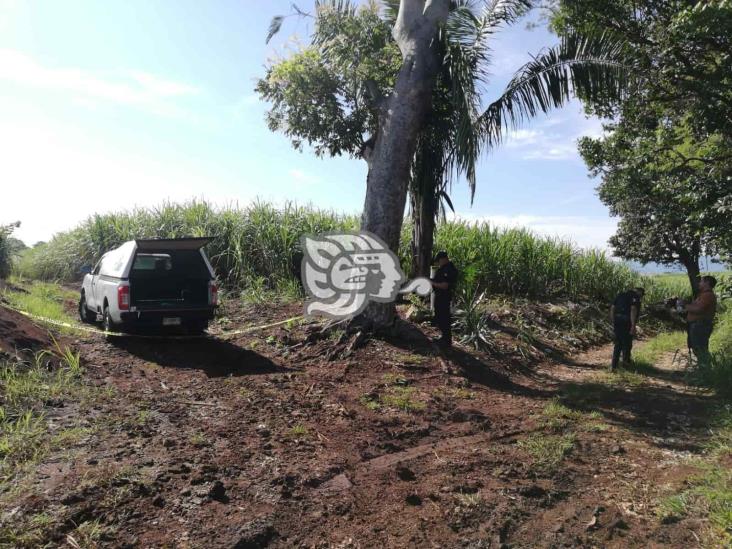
(102, 305, 117, 334)
(78, 294, 93, 324)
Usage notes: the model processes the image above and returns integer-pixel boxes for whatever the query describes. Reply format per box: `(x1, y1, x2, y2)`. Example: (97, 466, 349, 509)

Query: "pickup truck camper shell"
(79, 237, 218, 333)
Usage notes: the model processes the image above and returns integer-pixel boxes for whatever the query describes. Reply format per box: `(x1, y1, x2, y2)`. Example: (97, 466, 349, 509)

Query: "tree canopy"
(553, 0, 732, 290)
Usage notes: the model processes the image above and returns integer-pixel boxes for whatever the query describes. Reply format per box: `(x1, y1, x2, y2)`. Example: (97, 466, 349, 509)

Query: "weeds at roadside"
(392, 352, 425, 366)
(135, 410, 152, 426)
(287, 424, 309, 438)
(382, 373, 408, 386)
(0, 511, 60, 548)
(1, 279, 79, 333)
(434, 386, 475, 400)
(0, 342, 89, 479)
(455, 492, 482, 508)
(359, 395, 381, 411)
(381, 386, 426, 412)
(597, 368, 647, 387)
(517, 432, 575, 471)
(190, 432, 208, 448)
(360, 384, 426, 413)
(66, 519, 113, 549)
(539, 398, 605, 433)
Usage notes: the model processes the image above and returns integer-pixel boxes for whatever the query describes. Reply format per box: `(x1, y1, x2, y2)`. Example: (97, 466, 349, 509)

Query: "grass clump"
(0, 343, 86, 480)
(287, 424, 309, 438)
(189, 432, 207, 447)
(598, 368, 647, 387)
(1, 279, 78, 331)
(381, 386, 426, 412)
(359, 395, 381, 411)
(0, 512, 60, 548)
(361, 377, 426, 413)
(541, 398, 583, 431)
(540, 398, 606, 433)
(517, 432, 576, 471)
(655, 407, 732, 546)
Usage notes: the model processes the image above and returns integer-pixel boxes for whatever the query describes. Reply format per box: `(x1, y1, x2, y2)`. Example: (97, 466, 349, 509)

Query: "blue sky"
(0, 0, 617, 251)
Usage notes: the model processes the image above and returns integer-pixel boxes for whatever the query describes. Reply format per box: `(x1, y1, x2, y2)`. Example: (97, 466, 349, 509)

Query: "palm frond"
(380, 0, 400, 24)
(477, 31, 629, 149)
(265, 15, 285, 44)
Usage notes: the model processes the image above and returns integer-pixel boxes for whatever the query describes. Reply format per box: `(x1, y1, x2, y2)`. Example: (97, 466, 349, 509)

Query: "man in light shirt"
(680, 275, 718, 365)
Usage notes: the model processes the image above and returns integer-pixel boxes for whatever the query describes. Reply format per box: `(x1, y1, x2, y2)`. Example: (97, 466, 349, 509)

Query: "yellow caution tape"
(2, 303, 306, 340)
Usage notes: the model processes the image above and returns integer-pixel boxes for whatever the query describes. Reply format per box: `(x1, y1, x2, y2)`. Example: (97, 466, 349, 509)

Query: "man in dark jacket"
(430, 251, 458, 348)
(610, 287, 645, 370)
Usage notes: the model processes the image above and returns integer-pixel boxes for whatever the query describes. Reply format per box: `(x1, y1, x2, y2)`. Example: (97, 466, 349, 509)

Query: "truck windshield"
(133, 254, 172, 272)
(130, 250, 209, 278)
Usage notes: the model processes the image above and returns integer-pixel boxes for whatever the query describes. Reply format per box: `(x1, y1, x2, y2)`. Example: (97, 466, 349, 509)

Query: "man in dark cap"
(610, 287, 645, 370)
(430, 251, 458, 348)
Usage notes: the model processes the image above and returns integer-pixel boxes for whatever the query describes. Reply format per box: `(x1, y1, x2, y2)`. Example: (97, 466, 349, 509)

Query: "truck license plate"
(162, 317, 182, 326)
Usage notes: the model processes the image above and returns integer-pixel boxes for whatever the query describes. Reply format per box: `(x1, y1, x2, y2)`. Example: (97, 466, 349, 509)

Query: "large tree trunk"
(410, 186, 436, 278)
(682, 257, 701, 298)
(359, 0, 450, 328)
(679, 245, 701, 297)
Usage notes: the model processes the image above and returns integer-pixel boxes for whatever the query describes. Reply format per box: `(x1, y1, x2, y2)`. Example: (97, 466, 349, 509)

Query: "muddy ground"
(0, 298, 718, 548)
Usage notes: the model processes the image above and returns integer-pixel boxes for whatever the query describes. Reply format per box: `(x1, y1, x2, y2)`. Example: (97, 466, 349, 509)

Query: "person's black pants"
(688, 320, 713, 365)
(434, 298, 452, 346)
(611, 315, 633, 370)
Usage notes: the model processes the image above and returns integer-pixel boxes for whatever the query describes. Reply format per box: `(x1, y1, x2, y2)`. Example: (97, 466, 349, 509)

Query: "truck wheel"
(78, 295, 93, 324)
(102, 305, 117, 333)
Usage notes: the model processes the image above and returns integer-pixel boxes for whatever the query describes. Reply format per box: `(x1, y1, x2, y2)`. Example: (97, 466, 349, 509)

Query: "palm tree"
(263, 0, 629, 277)
(395, 0, 628, 276)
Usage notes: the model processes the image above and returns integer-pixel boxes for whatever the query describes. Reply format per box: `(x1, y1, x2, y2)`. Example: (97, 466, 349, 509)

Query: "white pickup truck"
(79, 238, 218, 333)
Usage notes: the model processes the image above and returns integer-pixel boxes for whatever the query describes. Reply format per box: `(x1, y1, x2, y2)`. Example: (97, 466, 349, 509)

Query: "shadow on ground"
(385, 319, 552, 399)
(534, 349, 716, 453)
(112, 336, 291, 378)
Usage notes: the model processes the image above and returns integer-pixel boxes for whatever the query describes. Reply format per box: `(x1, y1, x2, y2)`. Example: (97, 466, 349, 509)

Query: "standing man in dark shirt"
(610, 287, 645, 370)
(430, 251, 458, 348)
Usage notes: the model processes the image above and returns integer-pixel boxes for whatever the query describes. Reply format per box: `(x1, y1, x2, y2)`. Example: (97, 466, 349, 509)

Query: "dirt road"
(3, 302, 717, 548)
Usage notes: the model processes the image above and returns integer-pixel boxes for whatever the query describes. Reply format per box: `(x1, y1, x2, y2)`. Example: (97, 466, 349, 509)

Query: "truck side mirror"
(80, 265, 92, 275)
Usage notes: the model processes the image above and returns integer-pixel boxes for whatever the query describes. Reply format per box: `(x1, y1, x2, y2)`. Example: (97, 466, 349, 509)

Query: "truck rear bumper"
(120, 308, 215, 328)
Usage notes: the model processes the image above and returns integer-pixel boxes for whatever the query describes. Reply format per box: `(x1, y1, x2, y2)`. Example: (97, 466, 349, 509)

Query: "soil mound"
(0, 303, 56, 357)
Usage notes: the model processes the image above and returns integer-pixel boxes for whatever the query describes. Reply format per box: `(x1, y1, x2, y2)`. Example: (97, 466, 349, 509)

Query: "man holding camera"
(610, 287, 645, 371)
(679, 275, 718, 365)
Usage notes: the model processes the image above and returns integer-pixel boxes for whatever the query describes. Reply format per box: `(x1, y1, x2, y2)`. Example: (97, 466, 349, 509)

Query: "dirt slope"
(0, 302, 57, 357)
(0, 301, 717, 548)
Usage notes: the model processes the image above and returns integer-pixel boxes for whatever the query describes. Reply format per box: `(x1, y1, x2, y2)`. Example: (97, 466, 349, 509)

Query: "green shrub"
(0, 222, 21, 279)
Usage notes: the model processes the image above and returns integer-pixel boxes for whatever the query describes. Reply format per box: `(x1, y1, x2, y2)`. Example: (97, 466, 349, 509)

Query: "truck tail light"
(118, 284, 130, 311)
(209, 281, 218, 306)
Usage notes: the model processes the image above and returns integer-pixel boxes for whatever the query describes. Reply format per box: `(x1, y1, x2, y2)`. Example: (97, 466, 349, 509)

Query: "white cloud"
(452, 212, 617, 252)
(521, 141, 578, 161)
(505, 129, 541, 148)
(288, 168, 320, 186)
(0, 49, 198, 113)
(500, 115, 607, 161)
